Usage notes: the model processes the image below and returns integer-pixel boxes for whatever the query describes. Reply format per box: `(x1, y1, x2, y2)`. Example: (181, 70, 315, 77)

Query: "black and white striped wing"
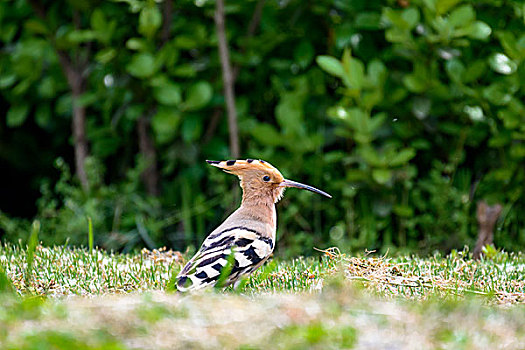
(176, 226, 274, 291)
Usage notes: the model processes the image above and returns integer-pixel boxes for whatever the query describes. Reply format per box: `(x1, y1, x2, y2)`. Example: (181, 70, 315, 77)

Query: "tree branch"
(214, 0, 240, 158)
(27, 0, 90, 191)
(161, 0, 173, 45)
(137, 115, 160, 196)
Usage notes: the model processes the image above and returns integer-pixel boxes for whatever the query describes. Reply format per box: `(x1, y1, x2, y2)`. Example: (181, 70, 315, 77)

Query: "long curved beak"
(279, 179, 332, 198)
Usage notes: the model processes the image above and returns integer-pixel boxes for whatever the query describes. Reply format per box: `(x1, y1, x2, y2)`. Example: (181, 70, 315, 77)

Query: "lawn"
(0, 243, 524, 349)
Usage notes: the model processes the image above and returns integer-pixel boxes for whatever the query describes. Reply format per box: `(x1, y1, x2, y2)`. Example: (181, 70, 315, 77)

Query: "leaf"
(316, 56, 345, 78)
(435, 0, 462, 15)
(139, 5, 162, 39)
(483, 83, 512, 105)
(24, 19, 48, 35)
(488, 53, 517, 75)
(496, 31, 524, 61)
(0, 74, 16, 89)
(126, 38, 148, 51)
(276, 93, 303, 134)
(95, 48, 117, 64)
(91, 9, 107, 33)
(126, 53, 157, 78)
(67, 30, 97, 43)
(401, 8, 420, 29)
(153, 82, 182, 106)
(383, 8, 409, 29)
(152, 107, 181, 144)
(342, 51, 365, 90)
(7, 105, 29, 127)
(403, 74, 427, 93)
(35, 105, 51, 128)
(389, 148, 416, 166)
(449, 5, 475, 28)
(250, 123, 282, 147)
(91, 9, 113, 44)
(367, 60, 387, 87)
(463, 60, 486, 83)
(183, 81, 213, 111)
(466, 21, 491, 40)
(497, 109, 520, 129)
(372, 169, 392, 185)
(181, 116, 203, 143)
(359, 146, 384, 166)
(355, 12, 382, 30)
(445, 59, 465, 82)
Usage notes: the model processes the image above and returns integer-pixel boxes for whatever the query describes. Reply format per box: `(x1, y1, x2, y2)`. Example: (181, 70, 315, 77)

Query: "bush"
(0, 0, 523, 254)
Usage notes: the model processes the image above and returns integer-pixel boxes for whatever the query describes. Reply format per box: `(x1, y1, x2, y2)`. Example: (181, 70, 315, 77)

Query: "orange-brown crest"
(206, 159, 284, 182)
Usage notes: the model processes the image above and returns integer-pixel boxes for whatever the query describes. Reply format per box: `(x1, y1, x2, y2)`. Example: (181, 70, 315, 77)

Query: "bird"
(176, 159, 332, 292)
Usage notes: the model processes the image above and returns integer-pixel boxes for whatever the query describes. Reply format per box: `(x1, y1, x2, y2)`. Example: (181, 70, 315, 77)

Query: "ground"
(0, 244, 524, 349)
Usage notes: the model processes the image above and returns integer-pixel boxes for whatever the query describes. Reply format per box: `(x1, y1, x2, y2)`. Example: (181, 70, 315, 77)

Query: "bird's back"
(176, 205, 276, 291)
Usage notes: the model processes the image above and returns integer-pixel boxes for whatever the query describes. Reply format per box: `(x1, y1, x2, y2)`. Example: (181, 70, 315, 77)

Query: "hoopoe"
(176, 159, 331, 292)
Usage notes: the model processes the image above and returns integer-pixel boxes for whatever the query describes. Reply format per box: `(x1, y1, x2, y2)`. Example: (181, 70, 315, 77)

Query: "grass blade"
(87, 216, 94, 252)
(25, 220, 40, 289)
(0, 265, 14, 294)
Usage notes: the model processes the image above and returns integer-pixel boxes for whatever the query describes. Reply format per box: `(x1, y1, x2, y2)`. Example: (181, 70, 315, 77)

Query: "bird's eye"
(262, 175, 271, 182)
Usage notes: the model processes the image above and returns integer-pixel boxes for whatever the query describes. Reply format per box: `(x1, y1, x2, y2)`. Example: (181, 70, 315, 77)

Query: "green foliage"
(0, 0, 524, 255)
(27, 157, 164, 251)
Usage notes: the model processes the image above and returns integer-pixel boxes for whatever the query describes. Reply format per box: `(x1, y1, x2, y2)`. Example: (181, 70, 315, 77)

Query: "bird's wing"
(176, 226, 274, 291)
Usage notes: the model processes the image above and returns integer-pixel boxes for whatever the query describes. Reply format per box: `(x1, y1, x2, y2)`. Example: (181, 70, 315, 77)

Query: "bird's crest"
(206, 159, 284, 180)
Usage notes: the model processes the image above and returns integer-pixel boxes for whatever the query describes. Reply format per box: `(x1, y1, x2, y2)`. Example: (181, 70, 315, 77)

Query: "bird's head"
(206, 159, 331, 204)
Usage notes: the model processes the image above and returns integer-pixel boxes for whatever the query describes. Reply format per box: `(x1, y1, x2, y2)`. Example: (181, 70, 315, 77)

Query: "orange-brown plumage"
(176, 159, 331, 291)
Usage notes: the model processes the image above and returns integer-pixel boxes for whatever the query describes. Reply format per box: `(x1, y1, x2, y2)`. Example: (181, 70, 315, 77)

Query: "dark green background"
(1, 0, 524, 256)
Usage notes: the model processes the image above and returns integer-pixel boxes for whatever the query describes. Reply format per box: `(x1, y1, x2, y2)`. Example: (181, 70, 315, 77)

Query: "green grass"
(0, 243, 524, 349)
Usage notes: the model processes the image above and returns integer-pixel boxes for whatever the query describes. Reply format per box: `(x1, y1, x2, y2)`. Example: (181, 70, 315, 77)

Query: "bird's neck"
(239, 191, 277, 228)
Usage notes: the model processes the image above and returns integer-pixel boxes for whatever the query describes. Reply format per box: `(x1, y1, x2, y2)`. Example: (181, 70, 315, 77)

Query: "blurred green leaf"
(152, 107, 181, 144)
(389, 149, 416, 166)
(316, 56, 345, 78)
(372, 169, 392, 185)
(7, 105, 29, 127)
(35, 105, 51, 128)
(449, 5, 474, 28)
(153, 82, 182, 106)
(463, 60, 486, 83)
(139, 5, 162, 39)
(67, 30, 97, 43)
(355, 12, 382, 30)
(483, 83, 512, 105)
(183, 81, 213, 111)
(466, 21, 491, 40)
(435, 0, 462, 15)
(95, 48, 117, 64)
(367, 60, 387, 87)
(0, 74, 17, 89)
(342, 49, 365, 90)
(126, 38, 148, 51)
(496, 31, 525, 61)
(497, 109, 520, 129)
(403, 74, 427, 93)
(488, 53, 517, 75)
(24, 19, 48, 35)
(401, 8, 420, 29)
(445, 59, 465, 83)
(250, 123, 282, 147)
(127, 53, 157, 78)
